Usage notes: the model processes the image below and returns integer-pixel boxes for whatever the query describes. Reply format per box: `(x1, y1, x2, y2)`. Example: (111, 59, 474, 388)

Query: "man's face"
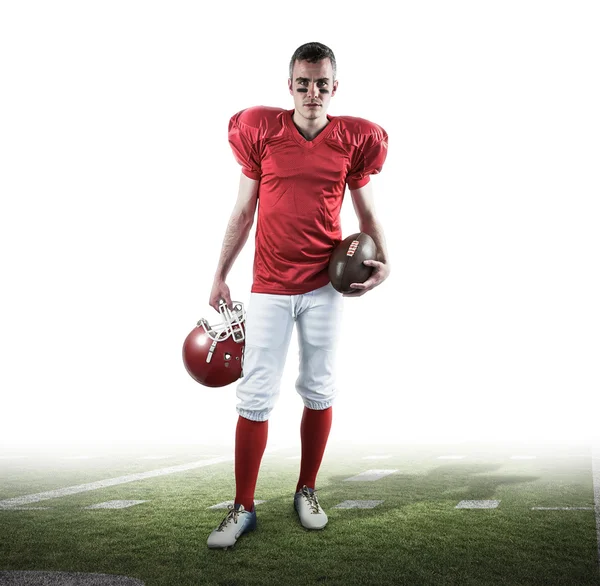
(288, 58, 338, 121)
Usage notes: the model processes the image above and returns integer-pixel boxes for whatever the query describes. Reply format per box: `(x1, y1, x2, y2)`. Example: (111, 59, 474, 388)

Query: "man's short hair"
(289, 42, 337, 82)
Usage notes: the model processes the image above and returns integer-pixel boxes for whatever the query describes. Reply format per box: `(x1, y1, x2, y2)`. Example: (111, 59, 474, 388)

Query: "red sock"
(234, 415, 268, 513)
(296, 406, 332, 493)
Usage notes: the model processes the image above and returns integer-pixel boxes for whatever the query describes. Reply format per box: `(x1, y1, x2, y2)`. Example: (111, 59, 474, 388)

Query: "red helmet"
(182, 300, 246, 387)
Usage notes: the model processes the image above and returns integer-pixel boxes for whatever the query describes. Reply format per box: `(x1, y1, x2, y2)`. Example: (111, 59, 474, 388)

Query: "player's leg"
(208, 291, 295, 548)
(294, 282, 343, 492)
(234, 416, 267, 513)
(296, 405, 332, 493)
(234, 291, 295, 508)
(236, 290, 296, 419)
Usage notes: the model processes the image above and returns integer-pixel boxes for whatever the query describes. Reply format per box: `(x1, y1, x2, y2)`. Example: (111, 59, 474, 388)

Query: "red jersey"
(228, 106, 388, 295)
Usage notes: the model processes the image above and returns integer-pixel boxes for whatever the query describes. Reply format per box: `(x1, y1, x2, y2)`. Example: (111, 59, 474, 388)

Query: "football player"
(207, 42, 390, 549)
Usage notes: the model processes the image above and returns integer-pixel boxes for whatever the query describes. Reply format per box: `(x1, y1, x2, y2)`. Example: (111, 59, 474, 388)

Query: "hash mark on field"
(333, 500, 385, 509)
(456, 500, 500, 509)
(209, 500, 266, 509)
(343, 469, 398, 481)
(85, 500, 148, 509)
(531, 507, 593, 510)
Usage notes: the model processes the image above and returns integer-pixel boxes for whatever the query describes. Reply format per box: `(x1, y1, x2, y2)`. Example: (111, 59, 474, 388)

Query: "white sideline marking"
(343, 469, 398, 482)
(85, 500, 148, 509)
(532, 507, 593, 510)
(0, 456, 231, 509)
(333, 500, 385, 509)
(209, 499, 266, 509)
(456, 500, 500, 509)
(363, 455, 392, 460)
(437, 455, 466, 460)
(592, 445, 600, 576)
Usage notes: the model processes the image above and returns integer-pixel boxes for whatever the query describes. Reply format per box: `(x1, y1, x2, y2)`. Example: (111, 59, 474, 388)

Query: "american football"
(328, 232, 378, 293)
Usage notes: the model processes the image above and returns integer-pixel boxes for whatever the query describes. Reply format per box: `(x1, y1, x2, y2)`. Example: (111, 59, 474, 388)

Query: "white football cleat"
(207, 503, 257, 549)
(294, 485, 328, 530)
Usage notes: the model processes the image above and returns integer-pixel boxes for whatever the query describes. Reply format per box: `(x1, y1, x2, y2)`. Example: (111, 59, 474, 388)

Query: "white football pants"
(235, 281, 344, 422)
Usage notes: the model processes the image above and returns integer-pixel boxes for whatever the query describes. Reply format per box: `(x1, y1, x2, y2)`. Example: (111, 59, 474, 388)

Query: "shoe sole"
(300, 522, 327, 530)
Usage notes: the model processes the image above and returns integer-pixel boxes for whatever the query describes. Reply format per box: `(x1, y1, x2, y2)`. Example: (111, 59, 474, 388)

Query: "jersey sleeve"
(346, 129, 389, 190)
(228, 109, 262, 180)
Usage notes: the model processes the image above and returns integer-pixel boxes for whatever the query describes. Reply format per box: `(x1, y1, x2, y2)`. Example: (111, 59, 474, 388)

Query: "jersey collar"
(285, 108, 338, 148)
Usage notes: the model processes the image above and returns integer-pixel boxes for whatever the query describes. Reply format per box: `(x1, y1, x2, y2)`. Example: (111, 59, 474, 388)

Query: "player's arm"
(209, 172, 259, 309)
(350, 181, 390, 266)
(215, 172, 258, 280)
(346, 181, 391, 296)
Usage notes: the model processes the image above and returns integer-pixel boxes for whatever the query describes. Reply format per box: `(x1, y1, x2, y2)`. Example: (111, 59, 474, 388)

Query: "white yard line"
(0, 456, 232, 508)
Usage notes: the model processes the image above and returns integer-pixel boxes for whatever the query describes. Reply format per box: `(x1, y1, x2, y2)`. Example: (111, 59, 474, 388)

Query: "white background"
(1, 1, 598, 449)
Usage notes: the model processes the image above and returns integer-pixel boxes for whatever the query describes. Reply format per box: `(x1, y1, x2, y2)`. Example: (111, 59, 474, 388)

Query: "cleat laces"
(217, 504, 242, 531)
(301, 486, 322, 513)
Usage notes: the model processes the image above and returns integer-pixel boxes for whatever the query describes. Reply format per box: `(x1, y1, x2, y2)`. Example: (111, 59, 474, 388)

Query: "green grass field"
(0, 442, 598, 586)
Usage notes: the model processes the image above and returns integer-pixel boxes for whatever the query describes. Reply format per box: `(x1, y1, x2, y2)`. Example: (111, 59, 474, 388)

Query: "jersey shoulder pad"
(336, 115, 387, 142)
(233, 105, 287, 137)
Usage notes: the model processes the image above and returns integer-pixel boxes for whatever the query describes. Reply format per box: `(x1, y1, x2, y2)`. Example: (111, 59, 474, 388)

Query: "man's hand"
(209, 279, 233, 312)
(342, 260, 390, 297)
